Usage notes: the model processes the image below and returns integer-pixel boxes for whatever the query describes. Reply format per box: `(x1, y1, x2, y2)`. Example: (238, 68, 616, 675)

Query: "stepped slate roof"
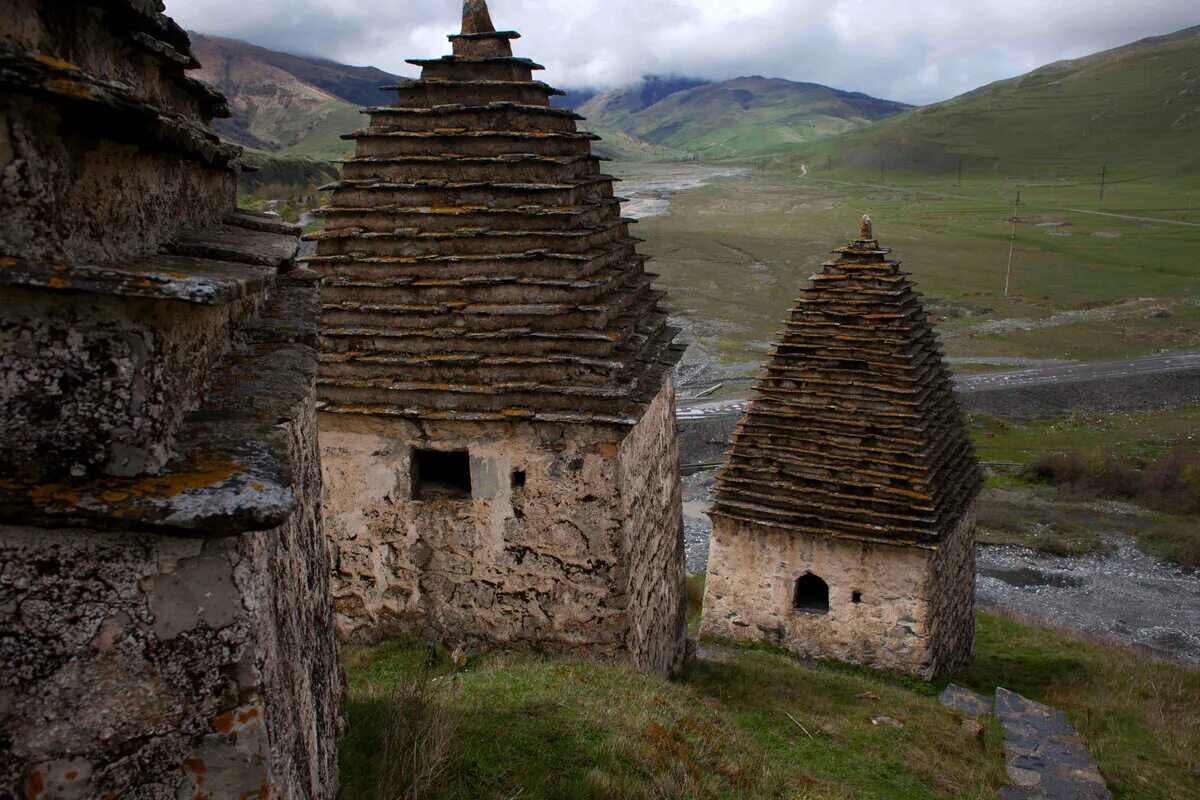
(307, 0, 683, 426)
(711, 217, 983, 546)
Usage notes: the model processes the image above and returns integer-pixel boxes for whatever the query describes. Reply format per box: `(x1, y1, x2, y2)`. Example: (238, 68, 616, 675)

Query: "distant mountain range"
(797, 24, 1200, 178)
(578, 77, 912, 160)
(188, 23, 1200, 183)
(187, 34, 909, 166)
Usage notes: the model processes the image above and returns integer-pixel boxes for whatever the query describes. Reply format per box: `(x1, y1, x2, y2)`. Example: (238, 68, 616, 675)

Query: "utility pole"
(1004, 190, 1025, 298)
(827, 156, 832, 173)
(957, 159, 963, 187)
(1098, 163, 1107, 203)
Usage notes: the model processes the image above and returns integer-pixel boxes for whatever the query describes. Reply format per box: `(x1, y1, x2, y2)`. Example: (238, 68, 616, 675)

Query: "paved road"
(676, 350, 1200, 421)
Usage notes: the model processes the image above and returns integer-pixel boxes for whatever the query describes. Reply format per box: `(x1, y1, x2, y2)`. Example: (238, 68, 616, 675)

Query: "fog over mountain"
(162, 0, 1198, 105)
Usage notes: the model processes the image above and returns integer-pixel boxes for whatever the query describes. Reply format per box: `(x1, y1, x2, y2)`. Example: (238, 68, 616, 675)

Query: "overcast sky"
(163, 0, 1197, 104)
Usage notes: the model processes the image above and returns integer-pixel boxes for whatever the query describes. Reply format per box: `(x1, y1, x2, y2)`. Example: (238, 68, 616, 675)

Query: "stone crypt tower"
(310, 0, 688, 674)
(700, 217, 983, 679)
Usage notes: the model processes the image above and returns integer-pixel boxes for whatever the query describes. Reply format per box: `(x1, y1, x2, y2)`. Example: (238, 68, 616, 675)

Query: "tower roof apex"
(462, 0, 496, 34)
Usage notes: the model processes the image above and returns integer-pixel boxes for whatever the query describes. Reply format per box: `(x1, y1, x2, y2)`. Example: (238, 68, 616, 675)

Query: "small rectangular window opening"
(852, 591, 863, 604)
(413, 449, 472, 500)
(512, 470, 527, 489)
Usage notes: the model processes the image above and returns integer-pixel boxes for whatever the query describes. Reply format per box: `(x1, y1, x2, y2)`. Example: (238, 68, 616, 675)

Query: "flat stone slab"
(171, 224, 299, 269)
(994, 688, 1111, 800)
(0, 253, 273, 305)
(940, 683, 995, 717)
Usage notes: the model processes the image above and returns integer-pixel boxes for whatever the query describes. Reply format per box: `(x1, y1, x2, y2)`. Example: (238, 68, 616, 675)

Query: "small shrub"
(1022, 446, 1200, 514)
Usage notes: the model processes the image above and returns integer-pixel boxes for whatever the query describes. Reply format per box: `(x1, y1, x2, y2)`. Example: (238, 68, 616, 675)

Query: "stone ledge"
(0, 254, 273, 305)
(171, 223, 300, 269)
(0, 44, 240, 167)
(0, 279, 318, 536)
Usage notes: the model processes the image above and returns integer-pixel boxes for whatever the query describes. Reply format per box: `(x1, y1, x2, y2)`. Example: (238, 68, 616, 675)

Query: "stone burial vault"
(700, 217, 984, 679)
(308, 0, 690, 675)
(0, 1, 340, 796)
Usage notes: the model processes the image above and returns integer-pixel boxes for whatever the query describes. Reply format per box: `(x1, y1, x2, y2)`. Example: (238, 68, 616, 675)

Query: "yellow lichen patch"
(25, 454, 248, 511)
(0, 257, 15, 269)
(46, 277, 71, 289)
(44, 78, 95, 102)
(33, 54, 81, 72)
(237, 707, 260, 724)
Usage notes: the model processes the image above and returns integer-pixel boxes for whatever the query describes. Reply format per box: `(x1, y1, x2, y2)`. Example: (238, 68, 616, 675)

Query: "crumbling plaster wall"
(0, 401, 342, 799)
(618, 378, 688, 674)
(701, 517, 948, 677)
(322, 415, 629, 656)
(322, 387, 689, 674)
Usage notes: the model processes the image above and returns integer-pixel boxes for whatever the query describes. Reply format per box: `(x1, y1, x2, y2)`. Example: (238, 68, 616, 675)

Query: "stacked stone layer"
(713, 233, 983, 545)
(306, 28, 682, 425)
(1, 2, 341, 795)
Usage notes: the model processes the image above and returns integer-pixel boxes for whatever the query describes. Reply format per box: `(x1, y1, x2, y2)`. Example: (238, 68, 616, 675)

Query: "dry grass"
(340, 650, 462, 800)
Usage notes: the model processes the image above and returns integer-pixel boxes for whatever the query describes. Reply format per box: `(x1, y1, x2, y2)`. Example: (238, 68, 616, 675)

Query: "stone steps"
(940, 684, 1113, 800)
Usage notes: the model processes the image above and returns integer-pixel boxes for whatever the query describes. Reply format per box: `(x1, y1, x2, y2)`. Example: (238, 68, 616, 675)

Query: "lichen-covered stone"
(0, 399, 342, 798)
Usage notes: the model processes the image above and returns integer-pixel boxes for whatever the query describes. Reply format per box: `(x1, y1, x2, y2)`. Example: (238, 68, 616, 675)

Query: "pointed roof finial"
(462, 0, 496, 34)
(860, 214, 874, 241)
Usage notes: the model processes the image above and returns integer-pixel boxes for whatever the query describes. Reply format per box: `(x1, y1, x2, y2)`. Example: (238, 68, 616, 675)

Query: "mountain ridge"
(797, 24, 1200, 178)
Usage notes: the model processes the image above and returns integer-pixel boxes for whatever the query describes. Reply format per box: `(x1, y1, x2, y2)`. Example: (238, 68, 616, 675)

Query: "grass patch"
(970, 408, 1200, 567)
(341, 614, 1200, 799)
(960, 614, 1200, 799)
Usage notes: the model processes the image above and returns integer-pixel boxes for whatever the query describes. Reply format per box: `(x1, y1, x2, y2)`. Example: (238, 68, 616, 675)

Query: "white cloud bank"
(163, 0, 1198, 104)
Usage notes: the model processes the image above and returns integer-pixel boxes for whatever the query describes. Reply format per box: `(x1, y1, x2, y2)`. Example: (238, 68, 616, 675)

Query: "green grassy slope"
(581, 77, 911, 161)
(797, 26, 1200, 180)
(339, 611, 1199, 799)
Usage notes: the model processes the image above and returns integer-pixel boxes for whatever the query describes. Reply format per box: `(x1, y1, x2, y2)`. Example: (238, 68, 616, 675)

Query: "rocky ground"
(680, 470, 1200, 667)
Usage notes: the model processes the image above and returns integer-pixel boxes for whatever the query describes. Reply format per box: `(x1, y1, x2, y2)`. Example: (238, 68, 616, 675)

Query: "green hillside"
(797, 25, 1200, 180)
(580, 77, 911, 161)
(190, 33, 404, 160)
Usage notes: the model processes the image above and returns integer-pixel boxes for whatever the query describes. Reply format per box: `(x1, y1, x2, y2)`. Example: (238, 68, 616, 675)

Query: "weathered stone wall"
(0, 98, 234, 265)
(322, 391, 688, 674)
(701, 518, 940, 676)
(926, 502, 977, 677)
(618, 378, 688, 674)
(322, 416, 627, 653)
(0, 398, 342, 798)
(0, 286, 263, 479)
(1, 0, 217, 120)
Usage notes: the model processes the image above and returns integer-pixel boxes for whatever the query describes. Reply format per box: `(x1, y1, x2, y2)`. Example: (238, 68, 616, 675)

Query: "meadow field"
(626, 163, 1200, 379)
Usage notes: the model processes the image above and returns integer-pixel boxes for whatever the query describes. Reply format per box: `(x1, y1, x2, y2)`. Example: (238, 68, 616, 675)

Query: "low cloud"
(164, 0, 1198, 104)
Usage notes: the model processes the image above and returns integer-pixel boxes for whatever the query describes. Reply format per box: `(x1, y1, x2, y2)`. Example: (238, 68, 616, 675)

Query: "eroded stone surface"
(322, 378, 686, 673)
